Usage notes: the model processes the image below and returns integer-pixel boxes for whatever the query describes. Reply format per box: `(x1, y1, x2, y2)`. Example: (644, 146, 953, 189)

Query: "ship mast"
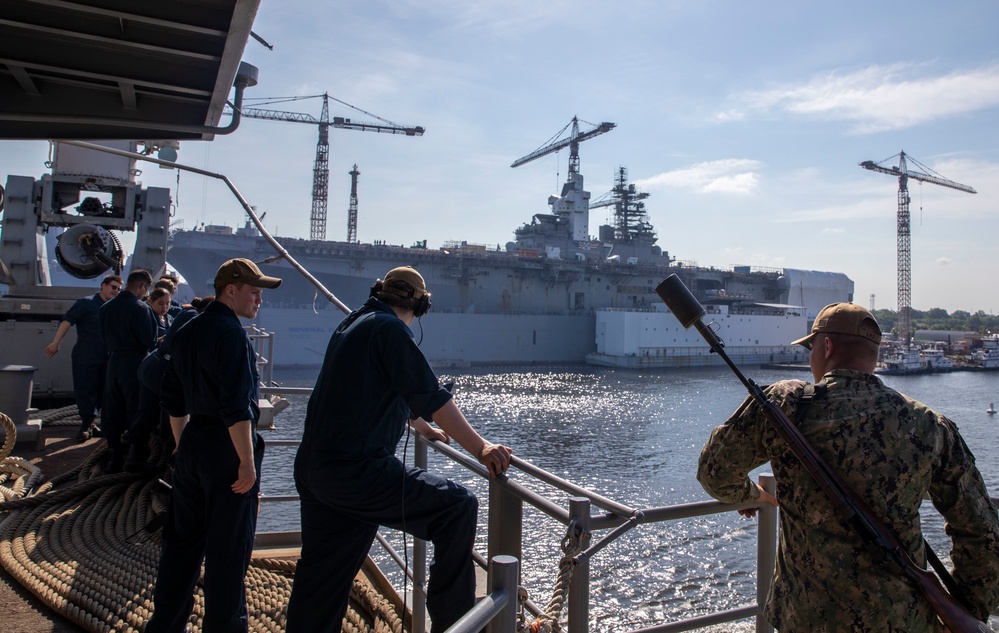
(347, 164, 360, 243)
(590, 166, 655, 245)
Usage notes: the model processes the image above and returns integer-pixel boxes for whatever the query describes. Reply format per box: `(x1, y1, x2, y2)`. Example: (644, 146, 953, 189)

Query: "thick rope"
(0, 409, 406, 632)
(526, 521, 587, 633)
(1, 412, 16, 461)
(33, 405, 87, 427)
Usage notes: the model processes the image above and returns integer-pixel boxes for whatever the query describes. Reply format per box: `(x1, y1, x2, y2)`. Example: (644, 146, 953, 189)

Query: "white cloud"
(637, 158, 763, 194)
(936, 257, 952, 266)
(713, 110, 744, 123)
(701, 172, 758, 194)
(738, 63, 999, 133)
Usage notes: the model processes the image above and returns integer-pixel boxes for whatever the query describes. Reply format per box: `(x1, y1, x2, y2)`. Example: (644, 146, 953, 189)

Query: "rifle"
(654, 274, 989, 633)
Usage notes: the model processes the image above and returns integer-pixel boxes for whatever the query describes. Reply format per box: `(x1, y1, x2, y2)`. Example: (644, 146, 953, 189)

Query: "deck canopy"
(0, 0, 260, 140)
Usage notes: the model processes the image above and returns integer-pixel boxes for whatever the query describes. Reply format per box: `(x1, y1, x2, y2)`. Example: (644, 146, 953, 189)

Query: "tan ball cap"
(792, 302, 882, 349)
(214, 258, 282, 290)
(382, 266, 428, 298)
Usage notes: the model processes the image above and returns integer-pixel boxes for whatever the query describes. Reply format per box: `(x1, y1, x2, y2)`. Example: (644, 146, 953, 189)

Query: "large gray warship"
(168, 165, 854, 367)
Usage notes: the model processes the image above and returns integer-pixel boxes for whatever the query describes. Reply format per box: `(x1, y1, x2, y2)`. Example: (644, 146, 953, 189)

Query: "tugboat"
(876, 346, 927, 375)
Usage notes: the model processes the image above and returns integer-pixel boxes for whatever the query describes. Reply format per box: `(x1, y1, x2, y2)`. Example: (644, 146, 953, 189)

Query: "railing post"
(567, 496, 591, 633)
(412, 439, 429, 633)
(756, 473, 777, 633)
(487, 555, 520, 633)
(265, 329, 274, 386)
(488, 474, 523, 586)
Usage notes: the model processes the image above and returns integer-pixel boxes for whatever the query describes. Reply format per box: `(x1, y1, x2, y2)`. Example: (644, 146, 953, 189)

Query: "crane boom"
(859, 160, 976, 194)
(225, 109, 424, 135)
(223, 93, 424, 240)
(859, 150, 976, 347)
(511, 116, 615, 172)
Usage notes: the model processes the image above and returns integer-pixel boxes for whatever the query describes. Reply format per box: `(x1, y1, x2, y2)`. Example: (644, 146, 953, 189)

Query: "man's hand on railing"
(478, 442, 513, 478)
(409, 416, 450, 444)
(738, 483, 778, 518)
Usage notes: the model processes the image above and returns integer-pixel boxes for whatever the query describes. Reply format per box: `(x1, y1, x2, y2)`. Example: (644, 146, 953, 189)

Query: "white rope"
(524, 520, 587, 633)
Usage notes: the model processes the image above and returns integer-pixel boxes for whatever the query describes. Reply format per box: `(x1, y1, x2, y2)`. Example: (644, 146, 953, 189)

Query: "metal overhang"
(0, 0, 260, 140)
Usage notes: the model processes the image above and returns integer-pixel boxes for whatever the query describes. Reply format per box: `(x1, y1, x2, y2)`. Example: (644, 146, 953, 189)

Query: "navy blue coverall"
(63, 293, 108, 420)
(286, 297, 478, 633)
(146, 300, 264, 633)
(98, 289, 156, 452)
(132, 309, 190, 450)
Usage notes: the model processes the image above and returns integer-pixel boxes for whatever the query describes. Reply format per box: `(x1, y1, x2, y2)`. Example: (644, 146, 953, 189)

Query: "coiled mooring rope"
(0, 409, 406, 632)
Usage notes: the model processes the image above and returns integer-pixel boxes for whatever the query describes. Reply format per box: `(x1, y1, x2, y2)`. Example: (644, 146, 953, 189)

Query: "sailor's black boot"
(124, 441, 152, 474)
(107, 445, 126, 474)
(76, 416, 95, 442)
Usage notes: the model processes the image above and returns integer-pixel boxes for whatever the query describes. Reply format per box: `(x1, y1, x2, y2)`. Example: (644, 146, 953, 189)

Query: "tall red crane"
(859, 151, 976, 346)
(226, 93, 424, 241)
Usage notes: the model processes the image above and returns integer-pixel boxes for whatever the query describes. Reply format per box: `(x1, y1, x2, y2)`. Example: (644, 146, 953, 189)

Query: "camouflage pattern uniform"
(698, 368, 999, 632)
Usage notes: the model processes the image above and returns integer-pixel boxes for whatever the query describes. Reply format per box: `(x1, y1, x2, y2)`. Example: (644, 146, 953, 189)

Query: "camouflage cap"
(792, 302, 882, 349)
(214, 258, 282, 290)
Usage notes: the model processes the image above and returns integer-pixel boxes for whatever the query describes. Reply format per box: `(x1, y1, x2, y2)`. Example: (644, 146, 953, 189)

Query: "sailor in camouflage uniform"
(697, 302, 999, 632)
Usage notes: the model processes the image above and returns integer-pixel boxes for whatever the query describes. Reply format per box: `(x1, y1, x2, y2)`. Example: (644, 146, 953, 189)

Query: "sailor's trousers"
(146, 423, 265, 633)
(286, 444, 478, 633)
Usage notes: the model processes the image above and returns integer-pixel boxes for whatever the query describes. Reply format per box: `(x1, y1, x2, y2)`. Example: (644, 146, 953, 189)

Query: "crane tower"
(859, 151, 976, 346)
(227, 94, 424, 240)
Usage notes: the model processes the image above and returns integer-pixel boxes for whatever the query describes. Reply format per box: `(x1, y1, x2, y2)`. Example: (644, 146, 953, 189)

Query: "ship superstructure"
(168, 167, 854, 367)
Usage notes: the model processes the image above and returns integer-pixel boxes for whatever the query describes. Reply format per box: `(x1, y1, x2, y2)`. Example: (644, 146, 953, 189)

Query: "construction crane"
(859, 150, 976, 346)
(511, 116, 615, 243)
(511, 116, 615, 173)
(226, 93, 424, 241)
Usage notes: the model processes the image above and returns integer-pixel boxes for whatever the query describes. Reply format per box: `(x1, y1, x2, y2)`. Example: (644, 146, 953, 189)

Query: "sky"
(2, 1, 999, 314)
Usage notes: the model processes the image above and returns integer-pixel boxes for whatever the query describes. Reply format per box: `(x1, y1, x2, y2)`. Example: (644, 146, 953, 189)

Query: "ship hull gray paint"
(168, 229, 853, 367)
(252, 308, 595, 367)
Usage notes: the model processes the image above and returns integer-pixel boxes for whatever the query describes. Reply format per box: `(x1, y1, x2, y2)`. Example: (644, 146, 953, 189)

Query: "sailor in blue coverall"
(98, 269, 156, 469)
(146, 259, 280, 633)
(44, 274, 121, 440)
(286, 266, 513, 633)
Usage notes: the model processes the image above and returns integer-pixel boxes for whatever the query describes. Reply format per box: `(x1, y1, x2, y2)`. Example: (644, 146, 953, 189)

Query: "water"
(257, 365, 999, 631)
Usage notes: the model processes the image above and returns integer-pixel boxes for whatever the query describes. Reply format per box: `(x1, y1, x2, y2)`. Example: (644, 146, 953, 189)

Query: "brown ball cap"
(382, 266, 428, 298)
(792, 302, 882, 349)
(214, 258, 282, 290)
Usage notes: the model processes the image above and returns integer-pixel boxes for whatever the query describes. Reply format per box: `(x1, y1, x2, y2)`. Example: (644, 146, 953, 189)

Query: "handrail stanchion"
(412, 439, 429, 633)
(488, 474, 523, 587)
(265, 329, 275, 386)
(567, 496, 591, 633)
(756, 473, 777, 633)
(488, 556, 520, 633)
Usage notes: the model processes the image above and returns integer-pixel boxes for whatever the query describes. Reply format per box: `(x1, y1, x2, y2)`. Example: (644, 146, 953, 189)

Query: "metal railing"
(411, 435, 778, 633)
(255, 424, 780, 633)
(247, 326, 275, 386)
(256, 407, 999, 632)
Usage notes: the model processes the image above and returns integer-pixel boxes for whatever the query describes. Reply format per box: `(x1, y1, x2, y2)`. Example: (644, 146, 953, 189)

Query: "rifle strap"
(793, 382, 827, 425)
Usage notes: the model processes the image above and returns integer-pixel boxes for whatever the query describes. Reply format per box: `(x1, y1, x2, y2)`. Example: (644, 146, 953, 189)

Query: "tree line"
(872, 308, 999, 336)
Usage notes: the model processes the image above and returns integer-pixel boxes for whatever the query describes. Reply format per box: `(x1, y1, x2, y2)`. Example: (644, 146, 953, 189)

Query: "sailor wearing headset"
(287, 265, 513, 633)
